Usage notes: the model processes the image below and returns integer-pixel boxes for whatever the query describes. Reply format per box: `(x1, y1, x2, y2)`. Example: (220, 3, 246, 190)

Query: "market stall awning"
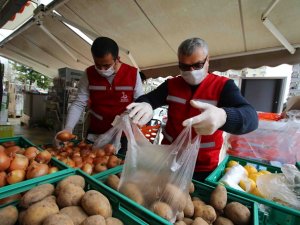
(0, 0, 300, 78)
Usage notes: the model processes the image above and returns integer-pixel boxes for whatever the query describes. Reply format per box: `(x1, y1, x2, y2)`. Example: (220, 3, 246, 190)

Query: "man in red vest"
(127, 37, 258, 181)
(55, 37, 143, 151)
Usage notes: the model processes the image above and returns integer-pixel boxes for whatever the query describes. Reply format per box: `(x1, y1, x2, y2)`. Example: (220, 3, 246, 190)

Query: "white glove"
(182, 100, 227, 135)
(53, 128, 73, 148)
(126, 102, 154, 126)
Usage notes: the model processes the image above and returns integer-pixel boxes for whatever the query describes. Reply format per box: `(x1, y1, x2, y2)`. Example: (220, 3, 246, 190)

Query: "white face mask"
(180, 67, 206, 85)
(95, 64, 115, 77)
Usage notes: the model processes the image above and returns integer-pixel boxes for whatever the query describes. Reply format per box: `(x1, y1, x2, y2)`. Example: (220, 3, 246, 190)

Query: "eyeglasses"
(178, 56, 207, 71)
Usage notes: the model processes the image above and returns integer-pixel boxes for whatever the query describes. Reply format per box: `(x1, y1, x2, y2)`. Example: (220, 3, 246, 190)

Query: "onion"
(0, 151, 11, 171)
(82, 163, 93, 175)
(0, 194, 21, 205)
(82, 156, 93, 165)
(7, 169, 26, 184)
(57, 131, 73, 142)
(72, 152, 81, 157)
(24, 147, 39, 160)
(107, 155, 120, 168)
(2, 141, 15, 148)
(26, 163, 49, 179)
(94, 164, 107, 173)
(80, 149, 91, 157)
(72, 156, 82, 165)
(48, 167, 58, 174)
(93, 157, 108, 165)
(9, 154, 29, 171)
(35, 150, 52, 164)
(77, 142, 87, 149)
(67, 142, 74, 147)
(63, 147, 73, 155)
(104, 144, 116, 156)
(61, 158, 75, 167)
(0, 145, 5, 152)
(93, 149, 105, 158)
(0, 171, 7, 187)
(5, 146, 21, 157)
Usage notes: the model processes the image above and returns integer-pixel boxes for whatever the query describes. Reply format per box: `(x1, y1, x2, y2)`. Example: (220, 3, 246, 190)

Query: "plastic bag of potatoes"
(116, 115, 201, 223)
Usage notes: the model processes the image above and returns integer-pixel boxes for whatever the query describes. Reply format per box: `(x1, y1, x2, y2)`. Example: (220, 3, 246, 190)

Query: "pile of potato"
(0, 142, 58, 187)
(44, 141, 123, 175)
(106, 174, 251, 225)
(0, 175, 124, 225)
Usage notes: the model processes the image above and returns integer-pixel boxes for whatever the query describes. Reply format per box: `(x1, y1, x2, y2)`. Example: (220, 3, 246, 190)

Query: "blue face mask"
(95, 64, 115, 77)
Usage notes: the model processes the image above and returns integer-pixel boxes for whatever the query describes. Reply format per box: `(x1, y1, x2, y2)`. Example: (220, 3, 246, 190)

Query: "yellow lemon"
(259, 170, 271, 175)
(250, 187, 265, 198)
(249, 172, 264, 182)
(227, 160, 239, 168)
(244, 165, 258, 175)
(225, 167, 231, 173)
(239, 178, 256, 192)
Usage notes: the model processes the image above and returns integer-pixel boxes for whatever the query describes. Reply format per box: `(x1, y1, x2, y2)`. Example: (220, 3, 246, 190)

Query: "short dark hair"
(91, 37, 119, 59)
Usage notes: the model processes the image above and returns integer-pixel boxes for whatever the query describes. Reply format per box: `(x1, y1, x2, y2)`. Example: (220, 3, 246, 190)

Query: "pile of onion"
(45, 140, 123, 175)
(0, 142, 59, 187)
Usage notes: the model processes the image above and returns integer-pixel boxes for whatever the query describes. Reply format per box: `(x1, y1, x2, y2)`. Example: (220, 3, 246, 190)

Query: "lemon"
(227, 160, 239, 168)
(244, 165, 258, 175)
(259, 170, 271, 175)
(248, 172, 264, 182)
(224, 167, 231, 173)
(239, 178, 256, 192)
(250, 187, 265, 198)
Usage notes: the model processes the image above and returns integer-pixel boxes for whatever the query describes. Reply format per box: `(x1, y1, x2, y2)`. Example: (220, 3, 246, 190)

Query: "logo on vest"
(120, 92, 129, 102)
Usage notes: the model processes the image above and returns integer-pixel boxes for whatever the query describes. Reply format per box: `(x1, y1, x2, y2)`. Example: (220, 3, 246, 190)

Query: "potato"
(183, 217, 194, 225)
(0, 205, 18, 225)
(189, 182, 195, 194)
(79, 215, 106, 225)
(55, 175, 85, 195)
(192, 217, 209, 225)
(176, 211, 184, 221)
(106, 175, 120, 190)
(175, 221, 187, 225)
(162, 183, 187, 211)
(57, 183, 85, 208)
(18, 210, 26, 225)
(119, 183, 144, 205)
(81, 190, 112, 218)
(60, 206, 88, 225)
(214, 216, 234, 225)
(106, 217, 124, 225)
(224, 202, 250, 225)
(194, 205, 216, 224)
(192, 198, 206, 207)
(151, 201, 173, 221)
(21, 184, 54, 208)
(210, 185, 227, 211)
(42, 213, 74, 225)
(184, 195, 194, 218)
(23, 196, 59, 225)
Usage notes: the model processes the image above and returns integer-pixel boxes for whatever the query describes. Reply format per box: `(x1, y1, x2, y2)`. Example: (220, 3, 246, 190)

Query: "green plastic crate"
(0, 169, 149, 225)
(94, 166, 259, 225)
(205, 155, 300, 225)
(0, 136, 70, 198)
(297, 162, 300, 170)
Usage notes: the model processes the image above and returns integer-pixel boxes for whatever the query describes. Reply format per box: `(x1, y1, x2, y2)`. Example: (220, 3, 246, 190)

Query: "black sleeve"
(218, 80, 258, 134)
(135, 81, 168, 109)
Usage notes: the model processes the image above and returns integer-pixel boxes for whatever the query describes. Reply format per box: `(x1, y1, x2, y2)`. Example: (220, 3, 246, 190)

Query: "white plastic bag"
(256, 164, 300, 210)
(92, 116, 123, 153)
(118, 115, 201, 222)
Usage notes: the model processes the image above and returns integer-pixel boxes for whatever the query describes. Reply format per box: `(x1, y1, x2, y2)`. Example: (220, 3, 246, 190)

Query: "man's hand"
(182, 100, 227, 135)
(126, 102, 154, 126)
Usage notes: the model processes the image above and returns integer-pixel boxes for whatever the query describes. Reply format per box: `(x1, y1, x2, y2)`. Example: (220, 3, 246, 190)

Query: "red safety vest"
(86, 63, 137, 134)
(163, 74, 228, 172)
